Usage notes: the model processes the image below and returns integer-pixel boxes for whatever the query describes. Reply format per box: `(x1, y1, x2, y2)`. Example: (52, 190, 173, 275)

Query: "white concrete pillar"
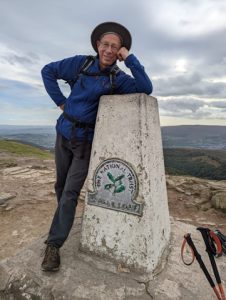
(80, 94, 170, 273)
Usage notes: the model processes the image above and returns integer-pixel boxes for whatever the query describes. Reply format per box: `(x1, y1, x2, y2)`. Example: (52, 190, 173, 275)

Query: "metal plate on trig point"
(87, 158, 143, 216)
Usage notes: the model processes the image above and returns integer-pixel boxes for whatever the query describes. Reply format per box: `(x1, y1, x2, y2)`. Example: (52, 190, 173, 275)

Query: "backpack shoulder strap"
(65, 55, 96, 89)
(80, 55, 96, 73)
(110, 65, 120, 75)
(109, 65, 121, 94)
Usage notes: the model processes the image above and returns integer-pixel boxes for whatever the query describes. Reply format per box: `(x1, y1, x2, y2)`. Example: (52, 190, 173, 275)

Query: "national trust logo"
(87, 158, 143, 216)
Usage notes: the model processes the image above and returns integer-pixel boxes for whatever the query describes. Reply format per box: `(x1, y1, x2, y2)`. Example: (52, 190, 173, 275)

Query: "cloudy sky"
(0, 0, 226, 126)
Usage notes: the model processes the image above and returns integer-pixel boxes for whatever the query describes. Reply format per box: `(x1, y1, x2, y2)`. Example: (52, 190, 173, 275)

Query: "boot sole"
(41, 266, 60, 272)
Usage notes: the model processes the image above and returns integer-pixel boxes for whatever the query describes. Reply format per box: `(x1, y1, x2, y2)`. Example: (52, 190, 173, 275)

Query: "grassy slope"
(0, 140, 53, 159)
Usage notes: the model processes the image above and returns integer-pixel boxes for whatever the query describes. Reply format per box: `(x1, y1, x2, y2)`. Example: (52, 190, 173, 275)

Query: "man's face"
(97, 33, 122, 69)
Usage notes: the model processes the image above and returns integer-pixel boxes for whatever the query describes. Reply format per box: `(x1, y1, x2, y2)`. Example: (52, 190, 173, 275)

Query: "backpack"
(65, 55, 120, 94)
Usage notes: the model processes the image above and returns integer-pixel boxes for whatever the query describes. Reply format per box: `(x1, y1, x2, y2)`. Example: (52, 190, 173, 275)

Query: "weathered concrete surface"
(1, 217, 226, 299)
(80, 94, 170, 274)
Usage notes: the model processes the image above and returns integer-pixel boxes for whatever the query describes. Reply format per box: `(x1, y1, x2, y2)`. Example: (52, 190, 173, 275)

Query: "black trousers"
(46, 134, 91, 248)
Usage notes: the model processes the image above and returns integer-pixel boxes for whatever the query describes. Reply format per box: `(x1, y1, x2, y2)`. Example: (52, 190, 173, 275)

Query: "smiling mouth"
(103, 55, 114, 60)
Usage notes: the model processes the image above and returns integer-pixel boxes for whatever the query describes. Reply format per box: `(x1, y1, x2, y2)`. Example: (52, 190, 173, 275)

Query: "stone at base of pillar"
(80, 94, 170, 274)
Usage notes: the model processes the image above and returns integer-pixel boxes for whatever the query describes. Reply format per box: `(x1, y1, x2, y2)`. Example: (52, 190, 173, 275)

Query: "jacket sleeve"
(41, 55, 86, 106)
(115, 54, 153, 95)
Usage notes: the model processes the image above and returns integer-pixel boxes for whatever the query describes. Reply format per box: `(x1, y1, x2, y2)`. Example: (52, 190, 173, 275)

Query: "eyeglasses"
(99, 41, 120, 52)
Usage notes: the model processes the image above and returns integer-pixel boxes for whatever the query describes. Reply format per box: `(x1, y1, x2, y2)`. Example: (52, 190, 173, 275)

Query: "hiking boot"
(41, 244, 60, 272)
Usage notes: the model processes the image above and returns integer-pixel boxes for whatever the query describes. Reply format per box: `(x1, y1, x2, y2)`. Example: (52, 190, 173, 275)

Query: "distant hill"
(0, 125, 55, 149)
(162, 125, 226, 179)
(1, 124, 225, 150)
(163, 147, 226, 180)
(161, 125, 226, 149)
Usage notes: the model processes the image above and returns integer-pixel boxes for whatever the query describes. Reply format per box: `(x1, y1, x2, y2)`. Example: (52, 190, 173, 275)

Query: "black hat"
(91, 22, 132, 52)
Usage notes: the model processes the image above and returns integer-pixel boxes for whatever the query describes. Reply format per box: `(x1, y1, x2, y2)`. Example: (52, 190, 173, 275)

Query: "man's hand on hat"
(117, 47, 129, 62)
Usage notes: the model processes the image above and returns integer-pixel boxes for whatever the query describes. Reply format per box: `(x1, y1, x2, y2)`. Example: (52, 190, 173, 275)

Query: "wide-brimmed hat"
(91, 22, 132, 52)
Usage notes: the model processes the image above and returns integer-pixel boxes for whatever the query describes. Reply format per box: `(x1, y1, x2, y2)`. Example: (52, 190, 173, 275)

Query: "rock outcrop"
(166, 175, 226, 213)
(211, 192, 226, 212)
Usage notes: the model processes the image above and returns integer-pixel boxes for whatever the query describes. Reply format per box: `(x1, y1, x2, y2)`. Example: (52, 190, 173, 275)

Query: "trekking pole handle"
(210, 230, 223, 256)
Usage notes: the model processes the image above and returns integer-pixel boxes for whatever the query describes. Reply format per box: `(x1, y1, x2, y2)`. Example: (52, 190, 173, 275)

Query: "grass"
(0, 140, 53, 159)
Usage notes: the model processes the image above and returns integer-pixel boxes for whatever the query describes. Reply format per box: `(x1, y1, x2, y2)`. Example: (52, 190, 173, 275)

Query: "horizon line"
(0, 124, 226, 128)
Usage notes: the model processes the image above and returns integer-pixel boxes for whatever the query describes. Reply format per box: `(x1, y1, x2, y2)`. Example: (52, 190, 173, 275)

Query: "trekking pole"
(197, 227, 226, 300)
(181, 233, 223, 300)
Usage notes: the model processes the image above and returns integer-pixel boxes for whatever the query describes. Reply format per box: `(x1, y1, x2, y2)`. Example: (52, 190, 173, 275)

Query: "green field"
(0, 140, 53, 159)
(163, 148, 226, 180)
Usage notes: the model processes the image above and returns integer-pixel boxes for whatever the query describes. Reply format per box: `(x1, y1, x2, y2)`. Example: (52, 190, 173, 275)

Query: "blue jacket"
(41, 54, 153, 142)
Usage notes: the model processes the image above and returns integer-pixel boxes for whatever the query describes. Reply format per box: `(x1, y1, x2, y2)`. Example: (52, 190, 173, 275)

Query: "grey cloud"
(154, 73, 226, 98)
(2, 54, 34, 65)
(0, 0, 146, 59)
(1, 0, 225, 77)
(141, 22, 226, 84)
(159, 97, 226, 120)
(159, 98, 205, 113)
(0, 78, 42, 94)
(0, 0, 226, 125)
(159, 108, 212, 119)
(188, 110, 213, 119)
(208, 101, 226, 108)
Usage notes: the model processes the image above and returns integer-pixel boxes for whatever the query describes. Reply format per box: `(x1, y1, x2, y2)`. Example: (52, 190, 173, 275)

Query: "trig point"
(80, 94, 170, 274)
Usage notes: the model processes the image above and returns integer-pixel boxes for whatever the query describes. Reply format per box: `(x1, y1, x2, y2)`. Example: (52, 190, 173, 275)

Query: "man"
(41, 21, 152, 271)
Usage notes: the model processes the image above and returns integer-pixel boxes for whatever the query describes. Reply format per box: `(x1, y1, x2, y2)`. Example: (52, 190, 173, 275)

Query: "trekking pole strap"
(197, 228, 225, 300)
(181, 234, 195, 266)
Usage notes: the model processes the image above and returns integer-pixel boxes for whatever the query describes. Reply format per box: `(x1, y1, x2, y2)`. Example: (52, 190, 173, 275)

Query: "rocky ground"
(167, 175, 226, 232)
(1, 152, 226, 261)
(0, 153, 56, 260)
(0, 151, 226, 299)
